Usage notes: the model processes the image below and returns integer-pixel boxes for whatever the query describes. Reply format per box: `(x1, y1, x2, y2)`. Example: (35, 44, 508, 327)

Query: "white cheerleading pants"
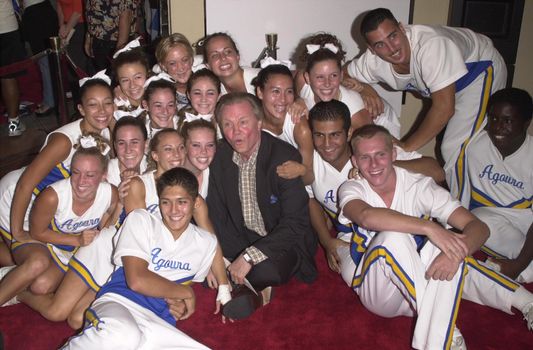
(350, 231, 520, 350)
(62, 293, 210, 350)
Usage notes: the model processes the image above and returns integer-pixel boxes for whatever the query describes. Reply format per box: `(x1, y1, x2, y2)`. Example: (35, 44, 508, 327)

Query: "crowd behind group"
(0, 4, 532, 350)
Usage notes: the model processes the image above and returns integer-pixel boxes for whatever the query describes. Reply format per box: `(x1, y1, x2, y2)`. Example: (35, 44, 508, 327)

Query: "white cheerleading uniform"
(106, 157, 149, 187)
(300, 84, 401, 138)
(70, 161, 152, 292)
(199, 168, 209, 199)
(348, 24, 506, 190)
(44, 178, 112, 271)
(262, 113, 298, 149)
(459, 130, 533, 282)
(140, 170, 160, 217)
(63, 209, 216, 350)
(337, 166, 521, 350)
(219, 67, 260, 96)
(0, 168, 30, 243)
(145, 116, 179, 145)
(307, 153, 354, 285)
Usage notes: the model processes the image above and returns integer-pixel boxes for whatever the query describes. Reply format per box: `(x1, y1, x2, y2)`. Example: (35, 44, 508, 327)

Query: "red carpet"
(0, 251, 532, 349)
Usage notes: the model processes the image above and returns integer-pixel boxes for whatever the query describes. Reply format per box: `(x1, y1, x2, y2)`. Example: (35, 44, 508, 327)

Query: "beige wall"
(168, 0, 205, 45)
(402, 0, 533, 157)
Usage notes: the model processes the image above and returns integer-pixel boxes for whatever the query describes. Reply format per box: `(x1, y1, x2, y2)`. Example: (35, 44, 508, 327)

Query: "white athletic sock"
(511, 286, 533, 312)
(8, 117, 19, 123)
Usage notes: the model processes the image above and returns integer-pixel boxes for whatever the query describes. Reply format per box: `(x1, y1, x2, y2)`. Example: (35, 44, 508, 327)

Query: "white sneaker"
(451, 328, 467, 350)
(8, 119, 25, 137)
(523, 302, 533, 331)
(0, 266, 19, 307)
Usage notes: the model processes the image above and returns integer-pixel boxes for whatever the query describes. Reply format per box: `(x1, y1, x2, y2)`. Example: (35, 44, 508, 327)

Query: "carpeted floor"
(0, 251, 532, 349)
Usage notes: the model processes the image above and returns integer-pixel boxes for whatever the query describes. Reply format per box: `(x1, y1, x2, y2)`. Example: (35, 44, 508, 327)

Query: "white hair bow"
(113, 105, 146, 121)
(152, 63, 163, 74)
(113, 37, 142, 59)
(260, 57, 292, 69)
(78, 135, 111, 156)
(143, 72, 175, 88)
(79, 70, 112, 87)
(306, 43, 339, 55)
(80, 135, 97, 149)
(184, 112, 213, 123)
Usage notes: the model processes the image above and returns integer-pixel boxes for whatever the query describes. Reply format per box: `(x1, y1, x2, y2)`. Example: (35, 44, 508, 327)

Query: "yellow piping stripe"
(69, 258, 100, 292)
(352, 246, 416, 301)
(465, 256, 519, 291)
(444, 263, 468, 350)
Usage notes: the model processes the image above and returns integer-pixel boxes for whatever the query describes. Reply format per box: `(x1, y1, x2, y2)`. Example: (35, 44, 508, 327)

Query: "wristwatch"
(242, 252, 254, 265)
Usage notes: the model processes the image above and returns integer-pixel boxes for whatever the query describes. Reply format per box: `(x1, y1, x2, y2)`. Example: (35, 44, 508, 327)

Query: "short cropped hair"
(156, 167, 199, 199)
(350, 124, 393, 154)
(361, 8, 399, 38)
(309, 100, 351, 134)
(487, 88, 533, 122)
(214, 92, 264, 126)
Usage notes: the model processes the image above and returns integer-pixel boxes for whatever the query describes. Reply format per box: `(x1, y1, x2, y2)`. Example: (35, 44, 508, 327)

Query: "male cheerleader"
(459, 88, 532, 283)
(307, 100, 443, 284)
(337, 124, 533, 350)
(344, 8, 507, 197)
(63, 168, 226, 350)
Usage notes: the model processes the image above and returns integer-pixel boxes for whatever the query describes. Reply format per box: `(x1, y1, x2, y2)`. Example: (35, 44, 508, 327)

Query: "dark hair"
(72, 133, 110, 172)
(251, 64, 294, 92)
(309, 100, 351, 134)
(186, 68, 221, 95)
(361, 8, 399, 38)
(156, 167, 199, 199)
(350, 124, 393, 154)
(298, 33, 346, 69)
(214, 92, 264, 126)
(143, 79, 177, 103)
(305, 48, 342, 73)
(112, 116, 148, 146)
(79, 79, 113, 104)
(487, 88, 533, 122)
(147, 128, 183, 169)
(201, 32, 239, 63)
(112, 48, 150, 83)
(180, 118, 217, 141)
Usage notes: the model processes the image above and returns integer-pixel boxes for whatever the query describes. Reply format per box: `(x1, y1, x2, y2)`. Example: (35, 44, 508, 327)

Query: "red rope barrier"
(0, 49, 50, 76)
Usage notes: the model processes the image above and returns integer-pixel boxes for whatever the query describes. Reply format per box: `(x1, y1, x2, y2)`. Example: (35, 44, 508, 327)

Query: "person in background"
(0, 0, 26, 136)
(57, 0, 95, 100)
(85, 0, 137, 71)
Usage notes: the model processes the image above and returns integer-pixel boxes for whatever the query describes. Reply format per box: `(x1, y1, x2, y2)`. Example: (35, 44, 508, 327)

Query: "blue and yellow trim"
(455, 64, 494, 202)
(465, 256, 519, 291)
(33, 162, 71, 196)
(469, 187, 532, 210)
(69, 257, 101, 292)
(352, 245, 416, 302)
(443, 262, 467, 350)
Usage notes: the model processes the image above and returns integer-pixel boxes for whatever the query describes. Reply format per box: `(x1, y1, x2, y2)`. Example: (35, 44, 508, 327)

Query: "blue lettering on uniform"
(151, 248, 191, 272)
(479, 165, 524, 189)
(405, 83, 430, 97)
(146, 204, 159, 214)
(59, 218, 100, 232)
(324, 190, 336, 205)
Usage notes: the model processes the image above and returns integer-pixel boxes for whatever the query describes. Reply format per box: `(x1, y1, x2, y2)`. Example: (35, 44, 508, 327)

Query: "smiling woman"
(0, 136, 118, 309)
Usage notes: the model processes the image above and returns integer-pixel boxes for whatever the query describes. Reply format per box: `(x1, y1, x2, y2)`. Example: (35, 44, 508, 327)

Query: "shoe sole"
(222, 294, 256, 320)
